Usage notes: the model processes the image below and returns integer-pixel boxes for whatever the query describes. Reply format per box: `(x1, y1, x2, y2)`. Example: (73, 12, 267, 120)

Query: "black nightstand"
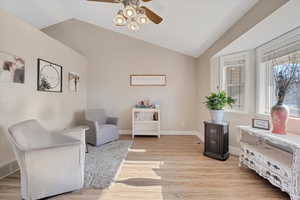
(203, 121, 229, 161)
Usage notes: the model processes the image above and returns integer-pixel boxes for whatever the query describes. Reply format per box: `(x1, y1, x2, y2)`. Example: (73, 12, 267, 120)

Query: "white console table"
(132, 108, 160, 138)
(238, 126, 300, 200)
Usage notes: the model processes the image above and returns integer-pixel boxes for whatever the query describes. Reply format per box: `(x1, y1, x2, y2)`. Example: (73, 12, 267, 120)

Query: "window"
(224, 63, 245, 110)
(219, 52, 254, 112)
(256, 27, 300, 118)
(265, 53, 300, 117)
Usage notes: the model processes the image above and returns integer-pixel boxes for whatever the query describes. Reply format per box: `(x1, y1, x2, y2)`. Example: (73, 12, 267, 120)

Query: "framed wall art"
(37, 58, 62, 93)
(0, 51, 25, 84)
(130, 74, 167, 86)
(252, 119, 270, 130)
(68, 72, 80, 92)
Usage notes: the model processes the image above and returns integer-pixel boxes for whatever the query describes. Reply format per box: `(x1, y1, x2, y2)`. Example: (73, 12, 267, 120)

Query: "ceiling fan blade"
(141, 0, 152, 2)
(116, 24, 126, 26)
(87, 0, 120, 3)
(141, 6, 163, 24)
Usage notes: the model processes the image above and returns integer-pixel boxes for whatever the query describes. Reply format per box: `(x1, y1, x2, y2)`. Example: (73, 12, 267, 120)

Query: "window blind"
(259, 27, 300, 63)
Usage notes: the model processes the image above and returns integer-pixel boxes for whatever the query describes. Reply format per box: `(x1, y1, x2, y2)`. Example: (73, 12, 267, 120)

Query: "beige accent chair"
(7, 120, 85, 200)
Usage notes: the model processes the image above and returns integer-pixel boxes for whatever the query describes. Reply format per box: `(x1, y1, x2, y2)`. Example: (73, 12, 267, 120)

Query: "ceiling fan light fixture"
(89, 0, 162, 32)
(113, 14, 126, 26)
(124, 6, 136, 18)
(136, 14, 149, 24)
(128, 21, 140, 31)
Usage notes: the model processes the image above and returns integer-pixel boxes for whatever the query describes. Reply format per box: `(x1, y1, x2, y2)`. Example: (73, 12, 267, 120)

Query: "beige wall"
(196, 0, 288, 148)
(0, 10, 87, 167)
(43, 19, 197, 131)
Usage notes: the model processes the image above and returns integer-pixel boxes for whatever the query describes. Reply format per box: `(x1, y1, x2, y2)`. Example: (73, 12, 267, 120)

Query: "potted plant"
(204, 91, 235, 123)
(271, 56, 300, 134)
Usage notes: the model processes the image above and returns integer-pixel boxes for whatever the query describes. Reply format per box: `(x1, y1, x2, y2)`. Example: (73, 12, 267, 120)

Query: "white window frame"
(256, 27, 300, 117)
(257, 53, 300, 117)
(218, 51, 255, 113)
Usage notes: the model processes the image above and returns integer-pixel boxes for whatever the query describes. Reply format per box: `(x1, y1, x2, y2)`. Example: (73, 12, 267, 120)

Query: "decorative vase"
(271, 103, 289, 134)
(210, 110, 224, 124)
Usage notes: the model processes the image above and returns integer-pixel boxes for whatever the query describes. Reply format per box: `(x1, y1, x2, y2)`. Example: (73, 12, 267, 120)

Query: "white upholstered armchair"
(84, 109, 119, 146)
(7, 120, 85, 200)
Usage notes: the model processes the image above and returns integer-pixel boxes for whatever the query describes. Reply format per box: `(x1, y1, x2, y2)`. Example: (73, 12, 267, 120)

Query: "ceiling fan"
(87, 0, 163, 31)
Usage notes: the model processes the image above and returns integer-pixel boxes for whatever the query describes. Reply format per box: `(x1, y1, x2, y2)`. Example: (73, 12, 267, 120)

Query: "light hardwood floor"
(0, 136, 290, 200)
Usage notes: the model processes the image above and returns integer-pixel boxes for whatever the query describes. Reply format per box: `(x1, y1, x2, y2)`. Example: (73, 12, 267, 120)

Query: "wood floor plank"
(0, 135, 290, 200)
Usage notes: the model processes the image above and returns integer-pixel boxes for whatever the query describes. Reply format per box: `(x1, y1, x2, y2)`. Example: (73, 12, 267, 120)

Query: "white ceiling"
(0, 0, 258, 57)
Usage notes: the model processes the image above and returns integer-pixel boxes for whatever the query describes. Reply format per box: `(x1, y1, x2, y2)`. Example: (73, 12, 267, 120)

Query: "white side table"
(132, 108, 160, 138)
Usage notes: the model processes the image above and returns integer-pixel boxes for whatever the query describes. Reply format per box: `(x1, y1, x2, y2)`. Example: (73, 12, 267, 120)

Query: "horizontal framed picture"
(37, 59, 62, 93)
(130, 74, 167, 86)
(252, 119, 270, 130)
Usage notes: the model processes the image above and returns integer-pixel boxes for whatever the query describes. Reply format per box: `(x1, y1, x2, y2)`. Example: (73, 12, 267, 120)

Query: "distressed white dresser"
(238, 126, 300, 200)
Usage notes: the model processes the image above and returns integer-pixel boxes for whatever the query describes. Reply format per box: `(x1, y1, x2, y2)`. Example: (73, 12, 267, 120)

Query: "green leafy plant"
(204, 91, 235, 110)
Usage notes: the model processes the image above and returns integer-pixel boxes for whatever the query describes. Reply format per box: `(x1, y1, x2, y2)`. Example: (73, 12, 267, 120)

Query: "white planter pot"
(210, 110, 224, 123)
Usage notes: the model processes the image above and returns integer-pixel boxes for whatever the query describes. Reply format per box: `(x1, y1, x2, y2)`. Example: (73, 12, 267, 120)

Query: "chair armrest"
(85, 120, 100, 133)
(106, 117, 119, 125)
(60, 126, 87, 142)
(61, 126, 87, 134)
(24, 134, 81, 152)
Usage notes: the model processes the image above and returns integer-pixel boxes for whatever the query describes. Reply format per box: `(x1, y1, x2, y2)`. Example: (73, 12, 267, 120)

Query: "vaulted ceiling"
(0, 0, 258, 57)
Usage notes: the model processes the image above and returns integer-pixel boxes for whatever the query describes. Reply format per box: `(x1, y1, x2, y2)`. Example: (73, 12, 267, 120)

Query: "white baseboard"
(119, 130, 132, 135)
(120, 130, 200, 136)
(195, 132, 204, 143)
(229, 146, 240, 156)
(0, 160, 19, 179)
(160, 130, 200, 135)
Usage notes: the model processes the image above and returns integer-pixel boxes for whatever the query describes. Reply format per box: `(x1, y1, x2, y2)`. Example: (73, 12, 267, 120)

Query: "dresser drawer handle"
(272, 175, 281, 184)
(273, 165, 280, 170)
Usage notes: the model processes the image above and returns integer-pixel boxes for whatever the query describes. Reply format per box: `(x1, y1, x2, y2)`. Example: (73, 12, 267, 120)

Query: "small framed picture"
(252, 119, 270, 130)
(68, 72, 80, 92)
(37, 59, 63, 93)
